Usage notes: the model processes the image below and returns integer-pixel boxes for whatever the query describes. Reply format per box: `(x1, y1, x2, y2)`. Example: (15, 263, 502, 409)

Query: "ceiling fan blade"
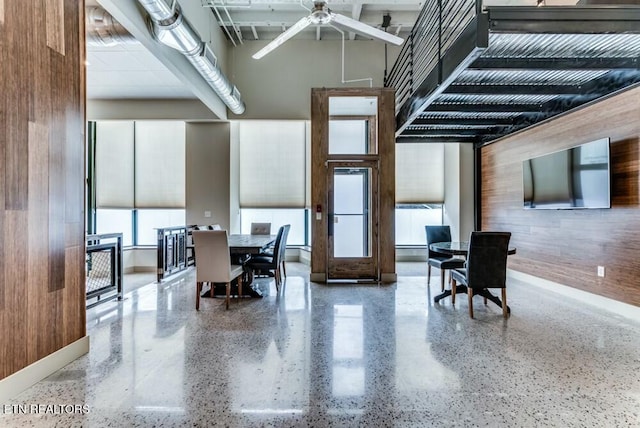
(252, 16, 313, 59)
(330, 13, 403, 46)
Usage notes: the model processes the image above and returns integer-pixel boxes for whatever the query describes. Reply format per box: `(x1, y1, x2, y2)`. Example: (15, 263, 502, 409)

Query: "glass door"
(327, 161, 378, 280)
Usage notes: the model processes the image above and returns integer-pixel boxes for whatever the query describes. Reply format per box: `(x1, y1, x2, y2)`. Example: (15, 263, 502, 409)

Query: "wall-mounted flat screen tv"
(523, 138, 610, 209)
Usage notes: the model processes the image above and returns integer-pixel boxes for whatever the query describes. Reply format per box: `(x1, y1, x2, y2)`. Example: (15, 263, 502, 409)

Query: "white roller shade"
(396, 143, 444, 204)
(96, 121, 134, 209)
(134, 121, 186, 208)
(239, 121, 306, 208)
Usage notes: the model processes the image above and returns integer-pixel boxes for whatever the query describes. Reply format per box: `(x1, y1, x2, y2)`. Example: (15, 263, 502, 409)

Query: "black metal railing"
(86, 233, 123, 308)
(385, 0, 478, 113)
(156, 225, 196, 282)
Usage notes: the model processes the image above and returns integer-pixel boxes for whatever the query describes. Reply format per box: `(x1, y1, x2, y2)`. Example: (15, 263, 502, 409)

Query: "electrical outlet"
(597, 266, 605, 277)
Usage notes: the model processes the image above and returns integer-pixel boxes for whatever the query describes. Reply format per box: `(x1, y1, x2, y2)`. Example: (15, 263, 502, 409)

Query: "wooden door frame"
(310, 88, 396, 283)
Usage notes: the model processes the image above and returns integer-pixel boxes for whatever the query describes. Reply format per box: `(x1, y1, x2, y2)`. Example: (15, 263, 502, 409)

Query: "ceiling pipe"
(137, 0, 246, 114)
(86, 6, 139, 47)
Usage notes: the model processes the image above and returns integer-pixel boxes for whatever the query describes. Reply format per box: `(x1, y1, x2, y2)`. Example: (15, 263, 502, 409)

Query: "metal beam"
(469, 57, 640, 70)
(396, 135, 478, 143)
(444, 83, 582, 95)
(402, 128, 491, 136)
(485, 6, 640, 33)
(412, 117, 514, 125)
(425, 103, 542, 113)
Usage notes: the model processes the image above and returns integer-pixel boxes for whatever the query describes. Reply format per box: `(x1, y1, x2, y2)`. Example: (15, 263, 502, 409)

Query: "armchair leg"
(427, 265, 431, 284)
(196, 282, 202, 310)
(468, 287, 474, 318)
(282, 261, 287, 278)
(225, 282, 230, 310)
(502, 288, 508, 318)
(451, 278, 456, 305)
(440, 270, 445, 292)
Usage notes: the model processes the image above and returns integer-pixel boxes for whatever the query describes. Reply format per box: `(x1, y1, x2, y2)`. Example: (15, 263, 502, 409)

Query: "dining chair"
(425, 225, 465, 292)
(450, 231, 511, 318)
(247, 224, 290, 293)
(250, 222, 271, 235)
(192, 230, 244, 310)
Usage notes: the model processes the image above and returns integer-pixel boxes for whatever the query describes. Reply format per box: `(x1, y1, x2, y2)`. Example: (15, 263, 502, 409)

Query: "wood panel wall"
(0, 0, 85, 380)
(481, 85, 640, 307)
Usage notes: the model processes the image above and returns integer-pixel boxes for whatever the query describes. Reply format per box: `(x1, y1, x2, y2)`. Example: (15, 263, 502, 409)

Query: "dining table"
(429, 241, 516, 312)
(205, 234, 277, 298)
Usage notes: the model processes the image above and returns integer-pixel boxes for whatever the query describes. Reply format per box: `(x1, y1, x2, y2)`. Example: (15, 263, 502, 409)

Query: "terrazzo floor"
(1, 263, 639, 427)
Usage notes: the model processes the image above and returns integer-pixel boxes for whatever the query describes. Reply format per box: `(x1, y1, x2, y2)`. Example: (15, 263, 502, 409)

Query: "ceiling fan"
(252, 1, 404, 59)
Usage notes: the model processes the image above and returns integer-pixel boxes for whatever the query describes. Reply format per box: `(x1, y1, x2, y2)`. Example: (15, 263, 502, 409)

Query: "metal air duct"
(137, 0, 245, 114)
(86, 6, 138, 47)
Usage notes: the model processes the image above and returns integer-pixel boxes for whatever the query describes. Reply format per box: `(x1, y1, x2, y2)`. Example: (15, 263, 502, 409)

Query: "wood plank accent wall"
(0, 0, 85, 380)
(481, 86, 640, 307)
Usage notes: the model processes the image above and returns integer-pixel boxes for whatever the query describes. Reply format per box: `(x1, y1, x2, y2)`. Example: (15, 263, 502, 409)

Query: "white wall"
(186, 122, 231, 228)
(229, 40, 400, 119)
(443, 143, 475, 241)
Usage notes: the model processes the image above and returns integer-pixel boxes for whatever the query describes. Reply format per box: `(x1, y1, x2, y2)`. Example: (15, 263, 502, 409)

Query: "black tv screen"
(523, 138, 610, 209)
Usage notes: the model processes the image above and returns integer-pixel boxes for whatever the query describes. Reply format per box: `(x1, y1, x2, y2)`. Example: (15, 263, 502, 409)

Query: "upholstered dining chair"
(450, 231, 511, 318)
(247, 224, 290, 293)
(425, 225, 465, 292)
(192, 230, 244, 310)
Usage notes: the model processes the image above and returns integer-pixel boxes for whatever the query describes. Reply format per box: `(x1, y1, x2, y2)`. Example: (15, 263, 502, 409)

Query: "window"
(395, 204, 443, 246)
(238, 121, 308, 245)
(240, 208, 306, 246)
(93, 120, 186, 247)
(395, 143, 445, 246)
(96, 209, 133, 246)
(137, 209, 186, 246)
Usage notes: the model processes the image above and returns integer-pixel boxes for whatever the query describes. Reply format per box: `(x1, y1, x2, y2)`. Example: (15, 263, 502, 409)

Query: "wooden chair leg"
(484, 296, 488, 305)
(468, 287, 474, 318)
(451, 278, 456, 305)
(502, 288, 508, 318)
(440, 269, 445, 292)
(237, 276, 243, 302)
(427, 264, 432, 284)
(225, 282, 230, 310)
(196, 282, 202, 311)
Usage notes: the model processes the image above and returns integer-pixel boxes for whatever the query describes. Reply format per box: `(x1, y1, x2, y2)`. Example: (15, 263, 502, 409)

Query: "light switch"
(204, 211, 211, 218)
(316, 212, 322, 220)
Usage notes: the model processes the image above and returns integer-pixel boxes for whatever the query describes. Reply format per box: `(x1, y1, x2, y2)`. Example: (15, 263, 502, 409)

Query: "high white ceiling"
(87, 43, 196, 99)
(86, 0, 577, 102)
(202, 0, 424, 43)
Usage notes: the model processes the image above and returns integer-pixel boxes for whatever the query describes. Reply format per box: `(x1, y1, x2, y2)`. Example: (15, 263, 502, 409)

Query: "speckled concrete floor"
(1, 263, 639, 427)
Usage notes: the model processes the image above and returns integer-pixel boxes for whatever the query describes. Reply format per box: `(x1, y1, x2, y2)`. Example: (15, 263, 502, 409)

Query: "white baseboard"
(0, 336, 90, 402)
(508, 269, 640, 322)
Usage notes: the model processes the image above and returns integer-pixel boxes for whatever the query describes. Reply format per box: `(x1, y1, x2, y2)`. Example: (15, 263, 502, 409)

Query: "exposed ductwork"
(137, 0, 245, 114)
(86, 7, 139, 47)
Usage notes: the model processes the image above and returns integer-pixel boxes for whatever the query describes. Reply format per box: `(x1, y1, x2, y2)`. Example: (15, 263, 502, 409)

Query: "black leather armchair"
(425, 225, 465, 292)
(450, 231, 511, 318)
